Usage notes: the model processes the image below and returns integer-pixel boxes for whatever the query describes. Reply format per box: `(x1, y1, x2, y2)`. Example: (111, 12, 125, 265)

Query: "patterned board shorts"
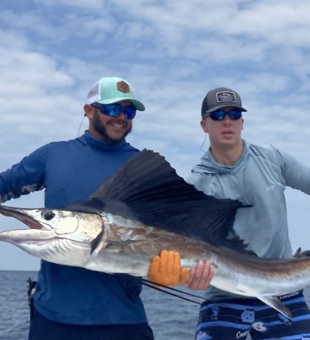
(195, 291, 310, 340)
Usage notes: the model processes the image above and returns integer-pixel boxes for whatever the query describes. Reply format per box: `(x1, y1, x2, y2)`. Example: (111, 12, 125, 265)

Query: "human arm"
(275, 146, 310, 194)
(148, 250, 214, 290)
(0, 146, 47, 203)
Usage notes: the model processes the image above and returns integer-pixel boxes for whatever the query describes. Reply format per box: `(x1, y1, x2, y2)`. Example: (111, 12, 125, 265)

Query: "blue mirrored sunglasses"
(91, 103, 136, 120)
(207, 109, 242, 121)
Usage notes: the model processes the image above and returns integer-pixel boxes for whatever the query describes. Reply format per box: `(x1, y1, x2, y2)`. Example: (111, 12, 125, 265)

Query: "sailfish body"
(0, 149, 310, 319)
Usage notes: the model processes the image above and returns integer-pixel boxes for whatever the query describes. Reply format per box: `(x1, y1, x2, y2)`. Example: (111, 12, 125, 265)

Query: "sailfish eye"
(42, 210, 55, 221)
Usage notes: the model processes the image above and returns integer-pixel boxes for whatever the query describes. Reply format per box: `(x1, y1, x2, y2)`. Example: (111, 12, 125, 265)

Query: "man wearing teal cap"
(0, 76, 212, 339)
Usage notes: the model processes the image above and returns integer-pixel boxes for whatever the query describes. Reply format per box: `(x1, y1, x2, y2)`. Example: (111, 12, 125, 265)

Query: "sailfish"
(0, 149, 310, 319)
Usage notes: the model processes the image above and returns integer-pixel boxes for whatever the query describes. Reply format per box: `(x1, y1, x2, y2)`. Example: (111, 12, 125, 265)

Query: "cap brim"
(97, 97, 145, 111)
(204, 104, 247, 114)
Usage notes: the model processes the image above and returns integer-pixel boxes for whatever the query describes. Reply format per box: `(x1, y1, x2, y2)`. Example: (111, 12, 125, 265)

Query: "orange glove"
(148, 250, 189, 287)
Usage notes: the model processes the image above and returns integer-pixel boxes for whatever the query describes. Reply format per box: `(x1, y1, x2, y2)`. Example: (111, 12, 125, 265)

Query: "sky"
(0, 0, 310, 271)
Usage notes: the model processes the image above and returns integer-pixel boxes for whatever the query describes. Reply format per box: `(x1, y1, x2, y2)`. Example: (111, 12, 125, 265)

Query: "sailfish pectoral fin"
(258, 295, 292, 319)
(90, 229, 136, 256)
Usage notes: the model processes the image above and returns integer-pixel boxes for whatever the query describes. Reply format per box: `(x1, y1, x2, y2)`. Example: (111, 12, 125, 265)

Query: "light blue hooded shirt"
(187, 140, 310, 300)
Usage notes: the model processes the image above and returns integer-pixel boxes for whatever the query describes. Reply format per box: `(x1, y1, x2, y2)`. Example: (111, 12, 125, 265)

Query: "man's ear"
(84, 104, 94, 119)
(200, 119, 209, 133)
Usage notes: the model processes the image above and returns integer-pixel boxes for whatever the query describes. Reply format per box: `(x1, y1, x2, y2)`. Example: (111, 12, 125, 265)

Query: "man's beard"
(93, 113, 132, 143)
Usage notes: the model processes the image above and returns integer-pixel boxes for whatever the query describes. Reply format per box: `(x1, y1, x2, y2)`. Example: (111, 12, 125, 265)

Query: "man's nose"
(223, 114, 232, 123)
(117, 111, 127, 119)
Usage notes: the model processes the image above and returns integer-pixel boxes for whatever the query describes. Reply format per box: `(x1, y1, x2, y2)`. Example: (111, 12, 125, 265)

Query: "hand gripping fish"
(0, 150, 309, 319)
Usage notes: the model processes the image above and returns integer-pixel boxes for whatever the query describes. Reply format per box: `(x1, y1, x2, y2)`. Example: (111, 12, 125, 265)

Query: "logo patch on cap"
(216, 91, 236, 104)
(117, 81, 130, 93)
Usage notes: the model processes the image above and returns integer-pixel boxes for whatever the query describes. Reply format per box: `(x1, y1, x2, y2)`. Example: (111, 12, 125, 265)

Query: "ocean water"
(0, 270, 202, 340)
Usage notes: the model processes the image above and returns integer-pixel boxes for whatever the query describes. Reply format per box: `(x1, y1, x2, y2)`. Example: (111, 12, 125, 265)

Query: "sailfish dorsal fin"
(84, 149, 249, 246)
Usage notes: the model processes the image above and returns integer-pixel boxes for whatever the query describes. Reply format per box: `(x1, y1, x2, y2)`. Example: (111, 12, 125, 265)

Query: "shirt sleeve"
(275, 146, 310, 195)
(0, 145, 48, 203)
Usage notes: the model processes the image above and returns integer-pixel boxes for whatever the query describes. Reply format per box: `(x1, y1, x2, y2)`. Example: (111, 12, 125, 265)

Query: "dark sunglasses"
(206, 109, 242, 121)
(91, 103, 136, 120)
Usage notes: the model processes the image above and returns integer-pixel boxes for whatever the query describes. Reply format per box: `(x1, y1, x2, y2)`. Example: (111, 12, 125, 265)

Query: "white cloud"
(33, 0, 107, 9)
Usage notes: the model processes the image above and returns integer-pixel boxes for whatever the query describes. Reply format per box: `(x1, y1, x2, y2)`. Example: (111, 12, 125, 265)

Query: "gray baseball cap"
(201, 87, 247, 118)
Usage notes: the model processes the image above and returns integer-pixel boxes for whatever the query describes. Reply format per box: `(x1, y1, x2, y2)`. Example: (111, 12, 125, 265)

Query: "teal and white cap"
(86, 77, 145, 111)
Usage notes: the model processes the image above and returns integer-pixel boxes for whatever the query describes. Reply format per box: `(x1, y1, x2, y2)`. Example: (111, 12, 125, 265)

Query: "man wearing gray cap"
(187, 87, 310, 339)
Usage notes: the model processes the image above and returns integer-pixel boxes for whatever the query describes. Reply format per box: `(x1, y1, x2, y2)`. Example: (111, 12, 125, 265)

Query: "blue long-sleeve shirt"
(0, 131, 148, 325)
